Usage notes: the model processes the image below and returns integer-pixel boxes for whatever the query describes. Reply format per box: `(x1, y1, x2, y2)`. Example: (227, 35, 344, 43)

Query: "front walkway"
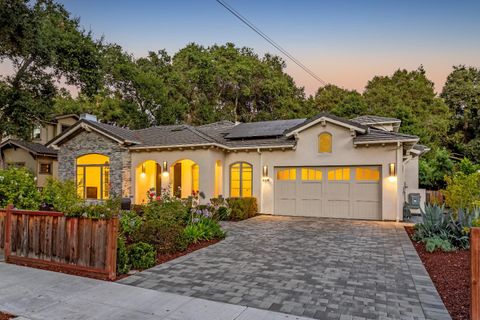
(0, 262, 313, 320)
(120, 216, 451, 320)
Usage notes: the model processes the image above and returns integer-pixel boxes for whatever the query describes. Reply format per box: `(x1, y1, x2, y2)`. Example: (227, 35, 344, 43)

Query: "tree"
(441, 65, 480, 158)
(419, 148, 454, 189)
(307, 84, 367, 118)
(0, 0, 102, 139)
(363, 67, 451, 147)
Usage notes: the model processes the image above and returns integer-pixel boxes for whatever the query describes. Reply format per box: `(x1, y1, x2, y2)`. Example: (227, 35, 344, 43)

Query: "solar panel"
(225, 119, 306, 139)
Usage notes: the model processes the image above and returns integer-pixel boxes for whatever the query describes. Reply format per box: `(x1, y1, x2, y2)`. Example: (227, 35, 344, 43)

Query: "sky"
(3, 0, 480, 95)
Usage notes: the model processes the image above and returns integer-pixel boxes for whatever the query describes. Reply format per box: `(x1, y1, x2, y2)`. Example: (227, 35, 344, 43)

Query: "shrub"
(184, 218, 225, 244)
(127, 242, 156, 270)
(210, 197, 231, 220)
(119, 210, 142, 237)
(133, 218, 188, 254)
(41, 178, 82, 212)
(443, 171, 480, 211)
(117, 236, 130, 274)
(0, 167, 40, 209)
(424, 236, 454, 253)
(144, 200, 189, 225)
(65, 197, 120, 218)
(226, 197, 258, 221)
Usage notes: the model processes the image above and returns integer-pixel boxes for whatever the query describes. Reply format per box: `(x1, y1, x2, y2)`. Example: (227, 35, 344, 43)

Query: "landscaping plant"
(0, 167, 41, 210)
(443, 171, 480, 211)
(116, 236, 130, 274)
(226, 197, 258, 221)
(127, 242, 156, 270)
(41, 178, 82, 212)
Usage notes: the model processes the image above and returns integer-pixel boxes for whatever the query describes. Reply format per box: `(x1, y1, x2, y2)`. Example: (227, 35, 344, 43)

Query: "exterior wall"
(56, 117, 78, 134)
(404, 157, 419, 189)
(130, 148, 225, 204)
(223, 122, 402, 220)
(35, 124, 57, 145)
(58, 131, 131, 198)
(1, 148, 57, 188)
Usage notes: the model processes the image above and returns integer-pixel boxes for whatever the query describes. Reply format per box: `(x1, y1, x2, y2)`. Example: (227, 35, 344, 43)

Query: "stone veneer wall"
(58, 131, 131, 198)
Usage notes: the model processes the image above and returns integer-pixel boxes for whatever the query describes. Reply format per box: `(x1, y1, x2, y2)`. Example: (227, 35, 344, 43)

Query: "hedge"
(226, 197, 258, 221)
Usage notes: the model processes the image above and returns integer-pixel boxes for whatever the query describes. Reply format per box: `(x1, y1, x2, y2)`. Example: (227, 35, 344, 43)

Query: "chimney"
(80, 113, 97, 122)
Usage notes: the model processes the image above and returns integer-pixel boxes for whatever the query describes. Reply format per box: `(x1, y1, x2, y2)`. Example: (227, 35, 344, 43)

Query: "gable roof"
(285, 112, 368, 137)
(46, 112, 421, 151)
(47, 119, 142, 147)
(0, 139, 58, 157)
(352, 115, 401, 125)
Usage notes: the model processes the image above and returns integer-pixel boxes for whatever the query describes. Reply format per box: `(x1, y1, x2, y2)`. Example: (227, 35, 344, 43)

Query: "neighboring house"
(0, 114, 79, 188)
(47, 112, 429, 221)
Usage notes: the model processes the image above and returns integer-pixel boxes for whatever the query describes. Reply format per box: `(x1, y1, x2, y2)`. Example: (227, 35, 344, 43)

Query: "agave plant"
(413, 204, 449, 241)
(448, 207, 480, 249)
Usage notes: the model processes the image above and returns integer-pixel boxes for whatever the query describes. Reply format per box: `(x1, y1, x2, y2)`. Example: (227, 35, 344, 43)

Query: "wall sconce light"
(262, 165, 269, 182)
(140, 163, 146, 177)
(388, 163, 396, 182)
(162, 161, 169, 177)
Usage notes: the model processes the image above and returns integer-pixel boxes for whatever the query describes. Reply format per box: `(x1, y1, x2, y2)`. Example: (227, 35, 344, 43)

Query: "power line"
(215, 0, 327, 86)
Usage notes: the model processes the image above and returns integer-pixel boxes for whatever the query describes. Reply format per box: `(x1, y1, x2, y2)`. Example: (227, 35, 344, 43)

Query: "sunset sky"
(4, 0, 480, 95)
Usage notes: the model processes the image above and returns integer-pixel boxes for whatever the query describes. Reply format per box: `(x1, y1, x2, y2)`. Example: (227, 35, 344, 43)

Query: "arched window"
(76, 154, 110, 200)
(318, 132, 332, 153)
(230, 162, 252, 197)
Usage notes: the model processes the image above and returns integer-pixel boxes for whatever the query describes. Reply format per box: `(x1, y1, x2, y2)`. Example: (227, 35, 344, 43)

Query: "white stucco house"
(47, 112, 429, 221)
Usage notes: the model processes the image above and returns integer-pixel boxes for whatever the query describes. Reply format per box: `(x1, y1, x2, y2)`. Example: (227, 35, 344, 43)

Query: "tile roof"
(285, 112, 368, 134)
(0, 139, 58, 156)
(352, 115, 401, 125)
(353, 129, 418, 143)
(49, 113, 420, 150)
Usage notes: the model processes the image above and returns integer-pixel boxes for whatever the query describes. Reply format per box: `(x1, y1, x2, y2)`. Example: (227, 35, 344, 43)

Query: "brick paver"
(119, 216, 450, 320)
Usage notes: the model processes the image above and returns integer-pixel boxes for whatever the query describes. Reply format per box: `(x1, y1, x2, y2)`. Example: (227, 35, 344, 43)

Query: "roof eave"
(286, 116, 366, 137)
(354, 139, 419, 145)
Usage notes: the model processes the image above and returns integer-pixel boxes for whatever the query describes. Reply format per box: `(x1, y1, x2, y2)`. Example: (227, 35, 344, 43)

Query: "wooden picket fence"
(472, 228, 480, 320)
(0, 204, 118, 280)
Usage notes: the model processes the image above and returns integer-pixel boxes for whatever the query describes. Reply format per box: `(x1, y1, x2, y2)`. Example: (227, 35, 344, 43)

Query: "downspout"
(257, 148, 263, 214)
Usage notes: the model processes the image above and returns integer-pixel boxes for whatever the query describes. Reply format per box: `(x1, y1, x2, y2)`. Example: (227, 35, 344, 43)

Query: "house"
(0, 114, 79, 188)
(46, 113, 429, 221)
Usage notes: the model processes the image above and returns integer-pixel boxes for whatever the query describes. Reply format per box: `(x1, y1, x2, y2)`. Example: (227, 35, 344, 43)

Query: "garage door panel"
(274, 166, 382, 220)
(299, 182, 322, 198)
(325, 200, 350, 218)
(297, 199, 323, 217)
(354, 201, 381, 220)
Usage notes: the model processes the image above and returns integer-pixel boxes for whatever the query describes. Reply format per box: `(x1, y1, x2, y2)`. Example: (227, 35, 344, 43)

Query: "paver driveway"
(119, 216, 450, 320)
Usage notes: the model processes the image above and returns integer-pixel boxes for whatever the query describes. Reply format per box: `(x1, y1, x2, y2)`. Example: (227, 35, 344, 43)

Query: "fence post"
(472, 227, 480, 320)
(105, 217, 118, 280)
(4, 204, 13, 259)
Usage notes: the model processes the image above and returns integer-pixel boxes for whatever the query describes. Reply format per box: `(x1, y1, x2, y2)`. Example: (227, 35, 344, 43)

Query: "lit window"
(230, 162, 252, 197)
(318, 132, 332, 153)
(356, 167, 380, 181)
(76, 154, 110, 200)
(39, 163, 52, 174)
(277, 168, 296, 180)
(327, 168, 350, 181)
(301, 168, 322, 181)
(192, 164, 199, 192)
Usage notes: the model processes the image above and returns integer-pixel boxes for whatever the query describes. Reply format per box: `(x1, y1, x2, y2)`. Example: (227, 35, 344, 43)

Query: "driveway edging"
(395, 224, 451, 320)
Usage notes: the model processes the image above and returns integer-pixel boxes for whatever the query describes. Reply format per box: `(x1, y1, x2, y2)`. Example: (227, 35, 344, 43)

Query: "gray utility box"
(408, 193, 421, 209)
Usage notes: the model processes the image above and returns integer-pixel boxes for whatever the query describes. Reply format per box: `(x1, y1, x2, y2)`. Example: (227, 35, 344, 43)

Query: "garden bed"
(405, 226, 470, 320)
(0, 312, 15, 320)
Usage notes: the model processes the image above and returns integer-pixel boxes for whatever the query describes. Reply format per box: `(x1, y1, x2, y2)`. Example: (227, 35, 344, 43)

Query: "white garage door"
(274, 166, 381, 220)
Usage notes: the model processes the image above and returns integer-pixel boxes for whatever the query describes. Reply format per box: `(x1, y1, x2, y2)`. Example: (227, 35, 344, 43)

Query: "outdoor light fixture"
(162, 161, 169, 177)
(262, 165, 269, 181)
(388, 163, 396, 182)
(140, 163, 146, 177)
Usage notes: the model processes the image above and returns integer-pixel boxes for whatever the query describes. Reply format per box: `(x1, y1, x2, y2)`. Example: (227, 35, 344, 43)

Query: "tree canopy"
(0, 0, 102, 139)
